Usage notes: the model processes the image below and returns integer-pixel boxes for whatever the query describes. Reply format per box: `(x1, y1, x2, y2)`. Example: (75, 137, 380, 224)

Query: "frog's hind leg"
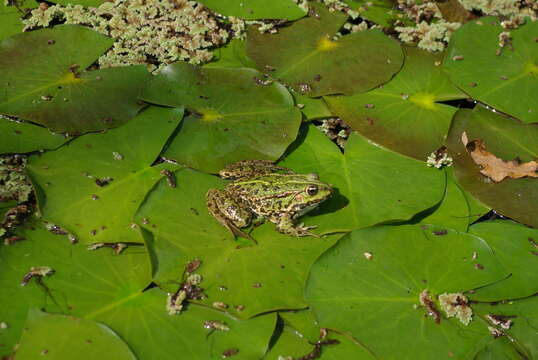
(206, 189, 256, 242)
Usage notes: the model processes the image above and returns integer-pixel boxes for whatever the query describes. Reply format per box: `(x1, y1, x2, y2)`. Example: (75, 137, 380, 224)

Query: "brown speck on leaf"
(452, 55, 464, 61)
(363, 252, 373, 260)
(102, 117, 112, 123)
(185, 258, 201, 273)
(90, 229, 97, 236)
(313, 74, 322, 81)
(223, 128, 229, 131)
(141, 218, 149, 225)
(469, 82, 477, 87)
(433, 230, 447, 236)
(160, 169, 176, 188)
(474, 263, 484, 270)
(264, 65, 275, 71)
(14, 130, 22, 135)
(85, 339, 92, 344)
(365, 103, 375, 109)
(222, 348, 239, 358)
(41, 95, 52, 101)
(190, 208, 199, 215)
(419, 289, 441, 324)
(235, 304, 245, 311)
(500, 75, 508, 80)
(252, 282, 262, 288)
(298, 83, 312, 94)
(47, 39, 55, 45)
(91, 194, 99, 200)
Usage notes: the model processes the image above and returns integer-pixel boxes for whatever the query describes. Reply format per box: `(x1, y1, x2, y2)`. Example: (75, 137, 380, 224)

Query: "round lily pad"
(247, 4, 403, 97)
(16, 310, 136, 360)
(26, 106, 183, 245)
(197, 0, 306, 20)
(305, 224, 508, 359)
(280, 125, 446, 233)
(0, 116, 67, 154)
(446, 106, 538, 228)
(142, 62, 302, 173)
(135, 167, 340, 319)
(326, 46, 466, 160)
(0, 25, 149, 134)
(342, 0, 404, 28)
(444, 17, 538, 123)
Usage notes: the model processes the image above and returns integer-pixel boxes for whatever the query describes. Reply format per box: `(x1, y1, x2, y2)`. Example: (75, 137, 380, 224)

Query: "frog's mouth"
(295, 201, 322, 218)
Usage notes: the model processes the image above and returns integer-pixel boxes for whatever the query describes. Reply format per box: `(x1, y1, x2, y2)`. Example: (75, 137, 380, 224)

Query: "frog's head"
(289, 174, 333, 215)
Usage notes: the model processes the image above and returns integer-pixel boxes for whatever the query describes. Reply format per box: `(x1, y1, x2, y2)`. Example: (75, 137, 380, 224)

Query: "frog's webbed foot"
(206, 189, 257, 243)
(275, 216, 319, 238)
(218, 160, 294, 180)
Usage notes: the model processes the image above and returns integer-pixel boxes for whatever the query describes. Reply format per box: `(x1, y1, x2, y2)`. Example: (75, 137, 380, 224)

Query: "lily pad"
(206, 39, 257, 69)
(26, 106, 183, 244)
(0, 25, 149, 134)
(474, 295, 538, 359)
(247, 4, 403, 96)
(444, 17, 538, 123)
(446, 106, 538, 228)
(142, 62, 301, 173)
(420, 168, 489, 232)
(469, 221, 538, 301)
(1, 218, 276, 360)
(326, 46, 466, 160)
(197, 0, 306, 20)
(0, 116, 66, 154)
(305, 224, 508, 359)
(280, 125, 446, 233)
(0, 1, 34, 42)
(16, 310, 136, 360)
(135, 167, 340, 319)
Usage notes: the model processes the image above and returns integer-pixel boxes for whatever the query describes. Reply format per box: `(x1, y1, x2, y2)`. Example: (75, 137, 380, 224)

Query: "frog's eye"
(306, 185, 318, 196)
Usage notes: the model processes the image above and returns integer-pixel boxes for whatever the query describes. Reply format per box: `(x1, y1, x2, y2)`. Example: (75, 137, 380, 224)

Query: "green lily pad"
(326, 46, 466, 160)
(280, 125, 446, 233)
(0, 218, 151, 355)
(135, 167, 340, 319)
(474, 295, 538, 359)
(305, 224, 509, 359)
(197, 0, 306, 20)
(1, 219, 276, 359)
(142, 62, 301, 173)
(475, 338, 524, 360)
(0, 25, 149, 134)
(0, 1, 34, 42)
(16, 310, 136, 360)
(446, 106, 538, 228)
(246, 4, 403, 97)
(0, 116, 66, 154)
(420, 168, 489, 232)
(444, 17, 538, 123)
(206, 39, 257, 69)
(469, 221, 538, 301)
(26, 106, 183, 244)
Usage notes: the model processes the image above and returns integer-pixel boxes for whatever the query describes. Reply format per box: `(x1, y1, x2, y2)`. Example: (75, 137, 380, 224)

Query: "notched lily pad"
(247, 4, 403, 96)
(26, 106, 183, 244)
(326, 46, 466, 160)
(280, 125, 446, 233)
(197, 0, 306, 20)
(305, 224, 508, 359)
(445, 17, 538, 123)
(142, 62, 301, 173)
(446, 106, 538, 228)
(0, 25, 149, 134)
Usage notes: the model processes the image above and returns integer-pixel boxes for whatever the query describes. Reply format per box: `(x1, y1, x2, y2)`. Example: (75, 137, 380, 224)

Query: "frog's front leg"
(206, 189, 254, 240)
(274, 214, 319, 238)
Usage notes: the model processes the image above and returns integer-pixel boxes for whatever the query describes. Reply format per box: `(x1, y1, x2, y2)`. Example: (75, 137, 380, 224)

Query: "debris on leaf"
(461, 132, 538, 182)
(87, 242, 141, 255)
(166, 259, 205, 315)
(419, 289, 441, 324)
(21, 266, 54, 286)
(203, 320, 229, 331)
(438, 292, 473, 325)
(427, 147, 453, 169)
(486, 314, 515, 330)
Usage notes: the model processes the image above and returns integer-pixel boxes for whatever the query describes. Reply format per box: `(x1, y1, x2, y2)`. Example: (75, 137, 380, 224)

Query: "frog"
(206, 160, 333, 240)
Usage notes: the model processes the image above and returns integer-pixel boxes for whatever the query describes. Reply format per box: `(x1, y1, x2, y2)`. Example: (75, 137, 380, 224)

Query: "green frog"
(207, 160, 333, 240)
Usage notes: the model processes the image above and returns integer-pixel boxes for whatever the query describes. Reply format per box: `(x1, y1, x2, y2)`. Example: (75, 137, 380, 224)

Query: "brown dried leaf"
(461, 132, 538, 183)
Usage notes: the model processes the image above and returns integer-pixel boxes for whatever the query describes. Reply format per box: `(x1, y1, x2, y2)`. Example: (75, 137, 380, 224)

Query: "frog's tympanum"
(207, 160, 333, 240)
